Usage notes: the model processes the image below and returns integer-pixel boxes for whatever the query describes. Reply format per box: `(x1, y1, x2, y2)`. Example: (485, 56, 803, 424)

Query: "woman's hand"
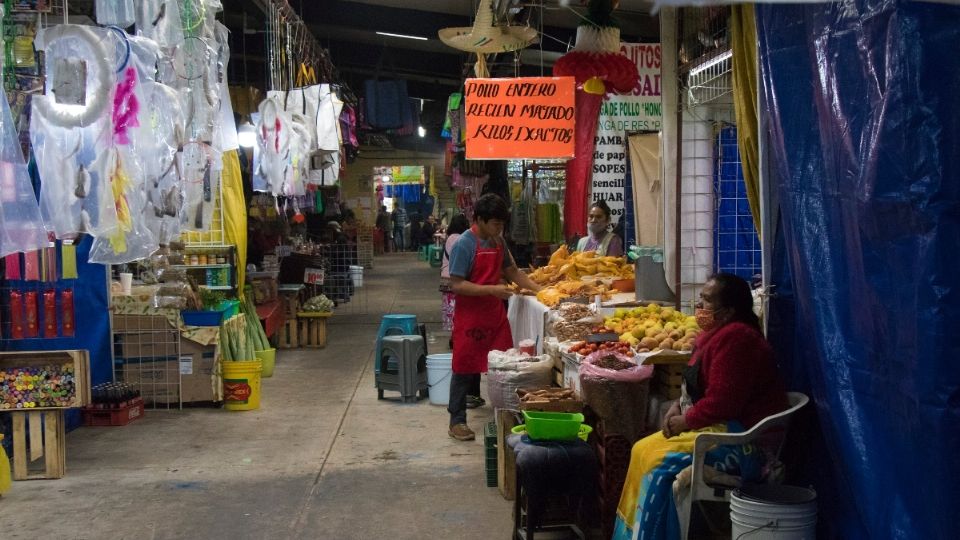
(661, 402, 681, 438)
(665, 414, 689, 438)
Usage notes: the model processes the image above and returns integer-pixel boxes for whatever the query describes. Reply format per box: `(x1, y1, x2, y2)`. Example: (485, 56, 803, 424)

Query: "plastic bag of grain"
(487, 349, 554, 411)
(580, 350, 654, 443)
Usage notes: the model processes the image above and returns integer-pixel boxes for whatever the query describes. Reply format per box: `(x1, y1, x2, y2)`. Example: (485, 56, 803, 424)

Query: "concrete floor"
(0, 253, 512, 540)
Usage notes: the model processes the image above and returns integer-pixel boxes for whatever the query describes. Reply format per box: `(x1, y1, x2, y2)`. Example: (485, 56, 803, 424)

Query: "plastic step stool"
(376, 334, 428, 402)
(375, 314, 418, 376)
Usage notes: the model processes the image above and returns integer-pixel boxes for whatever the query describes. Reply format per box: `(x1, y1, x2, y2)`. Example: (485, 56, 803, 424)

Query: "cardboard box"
(122, 340, 220, 404)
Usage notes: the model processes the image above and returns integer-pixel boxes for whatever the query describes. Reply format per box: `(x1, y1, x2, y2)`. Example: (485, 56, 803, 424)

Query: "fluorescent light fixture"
(418, 126, 426, 138)
(376, 31, 428, 41)
(238, 121, 256, 148)
(688, 50, 732, 78)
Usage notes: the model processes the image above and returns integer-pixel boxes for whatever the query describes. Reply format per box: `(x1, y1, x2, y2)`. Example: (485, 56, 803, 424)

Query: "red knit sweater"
(684, 321, 788, 430)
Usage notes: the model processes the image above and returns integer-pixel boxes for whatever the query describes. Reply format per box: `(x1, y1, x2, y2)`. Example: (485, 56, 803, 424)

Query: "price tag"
(304, 267, 324, 285)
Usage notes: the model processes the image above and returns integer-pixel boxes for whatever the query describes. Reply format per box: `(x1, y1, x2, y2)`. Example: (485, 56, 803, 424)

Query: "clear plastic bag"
(88, 147, 159, 264)
(179, 141, 220, 231)
(256, 96, 291, 195)
(134, 0, 184, 49)
(486, 349, 555, 411)
(0, 87, 48, 257)
(96, 0, 136, 28)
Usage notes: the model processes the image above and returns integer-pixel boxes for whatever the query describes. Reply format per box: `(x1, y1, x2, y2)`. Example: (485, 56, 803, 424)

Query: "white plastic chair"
(676, 391, 809, 540)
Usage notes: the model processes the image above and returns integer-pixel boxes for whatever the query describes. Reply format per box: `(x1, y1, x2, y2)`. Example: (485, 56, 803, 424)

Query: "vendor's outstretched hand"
(488, 284, 514, 300)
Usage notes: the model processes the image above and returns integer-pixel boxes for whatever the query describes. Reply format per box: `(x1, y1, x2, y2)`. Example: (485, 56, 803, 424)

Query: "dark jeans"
(448, 373, 481, 426)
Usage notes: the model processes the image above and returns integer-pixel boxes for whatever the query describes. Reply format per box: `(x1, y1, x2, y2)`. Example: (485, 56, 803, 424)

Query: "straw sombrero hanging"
(438, 0, 538, 77)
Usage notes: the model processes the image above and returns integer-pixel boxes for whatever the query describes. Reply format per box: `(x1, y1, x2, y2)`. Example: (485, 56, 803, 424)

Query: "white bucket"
(348, 265, 363, 287)
(730, 485, 817, 540)
(426, 353, 453, 406)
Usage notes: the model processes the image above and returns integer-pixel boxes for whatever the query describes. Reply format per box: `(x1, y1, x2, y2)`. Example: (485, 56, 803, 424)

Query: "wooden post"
(497, 409, 520, 500)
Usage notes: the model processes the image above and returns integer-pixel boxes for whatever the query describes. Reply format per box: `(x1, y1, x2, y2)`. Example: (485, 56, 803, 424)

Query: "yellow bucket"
(223, 360, 262, 411)
(256, 348, 276, 378)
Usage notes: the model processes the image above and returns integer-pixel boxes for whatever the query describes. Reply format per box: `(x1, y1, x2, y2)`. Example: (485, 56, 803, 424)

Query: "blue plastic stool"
(375, 314, 419, 376)
(418, 245, 429, 261)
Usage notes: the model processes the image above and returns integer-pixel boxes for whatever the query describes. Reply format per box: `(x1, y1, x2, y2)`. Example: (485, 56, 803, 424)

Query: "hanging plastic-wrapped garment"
(87, 147, 158, 264)
(179, 141, 220, 232)
(95, 0, 136, 27)
(173, 36, 220, 142)
(140, 80, 184, 244)
(0, 89, 48, 257)
(32, 25, 113, 130)
(256, 96, 291, 196)
(134, 0, 184, 49)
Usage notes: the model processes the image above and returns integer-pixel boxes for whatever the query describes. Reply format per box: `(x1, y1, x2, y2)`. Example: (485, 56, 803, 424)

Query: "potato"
(659, 337, 675, 350)
(681, 343, 694, 352)
(639, 337, 659, 349)
(672, 340, 684, 351)
(669, 330, 684, 340)
(637, 348, 650, 353)
(654, 332, 669, 342)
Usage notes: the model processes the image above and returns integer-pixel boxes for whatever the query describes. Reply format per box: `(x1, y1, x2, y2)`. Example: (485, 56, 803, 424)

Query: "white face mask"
(589, 221, 607, 235)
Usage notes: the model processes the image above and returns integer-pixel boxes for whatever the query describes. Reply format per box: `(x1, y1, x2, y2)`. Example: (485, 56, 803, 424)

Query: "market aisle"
(0, 252, 511, 540)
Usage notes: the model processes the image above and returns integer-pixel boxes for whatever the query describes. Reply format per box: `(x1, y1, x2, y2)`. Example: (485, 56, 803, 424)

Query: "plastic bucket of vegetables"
(255, 348, 276, 378)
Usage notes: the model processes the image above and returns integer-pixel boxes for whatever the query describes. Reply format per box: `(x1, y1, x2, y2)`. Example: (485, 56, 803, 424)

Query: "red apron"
(452, 227, 513, 374)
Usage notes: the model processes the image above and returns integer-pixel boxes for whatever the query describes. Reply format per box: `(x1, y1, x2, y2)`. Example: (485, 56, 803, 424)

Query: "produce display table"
(256, 300, 284, 338)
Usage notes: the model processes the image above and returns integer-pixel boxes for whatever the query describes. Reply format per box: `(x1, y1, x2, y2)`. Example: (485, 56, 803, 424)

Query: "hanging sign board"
(464, 77, 576, 160)
(592, 43, 663, 221)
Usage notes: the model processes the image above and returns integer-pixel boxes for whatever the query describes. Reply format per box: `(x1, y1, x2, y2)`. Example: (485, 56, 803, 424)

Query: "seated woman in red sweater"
(614, 273, 788, 540)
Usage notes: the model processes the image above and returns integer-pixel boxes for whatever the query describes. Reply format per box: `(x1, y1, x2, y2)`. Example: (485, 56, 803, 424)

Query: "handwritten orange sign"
(464, 77, 575, 160)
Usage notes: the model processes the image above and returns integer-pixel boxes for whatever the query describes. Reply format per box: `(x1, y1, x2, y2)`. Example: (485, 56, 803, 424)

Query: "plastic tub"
(521, 410, 585, 441)
(223, 360, 262, 411)
(512, 423, 592, 442)
(349, 265, 363, 287)
(426, 353, 453, 406)
(730, 485, 817, 540)
(181, 308, 226, 326)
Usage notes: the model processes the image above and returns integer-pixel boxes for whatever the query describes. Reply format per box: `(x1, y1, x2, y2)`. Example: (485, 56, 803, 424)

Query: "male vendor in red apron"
(447, 194, 543, 441)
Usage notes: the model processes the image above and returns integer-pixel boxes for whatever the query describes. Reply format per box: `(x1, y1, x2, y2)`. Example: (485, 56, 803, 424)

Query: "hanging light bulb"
(238, 120, 256, 148)
(418, 126, 426, 138)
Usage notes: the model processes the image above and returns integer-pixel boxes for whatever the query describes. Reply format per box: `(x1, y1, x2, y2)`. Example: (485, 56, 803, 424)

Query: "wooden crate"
(9, 409, 66, 480)
(278, 318, 299, 349)
(297, 312, 331, 348)
(0, 350, 91, 409)
(653, 364, 684, 400)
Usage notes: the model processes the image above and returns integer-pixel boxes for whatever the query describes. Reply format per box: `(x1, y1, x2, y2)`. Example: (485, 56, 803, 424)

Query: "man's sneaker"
(466, 395, 486, 409)
(448, 423, 475, 441)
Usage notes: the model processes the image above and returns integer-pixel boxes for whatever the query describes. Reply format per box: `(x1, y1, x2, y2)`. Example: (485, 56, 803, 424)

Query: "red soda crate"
(82, 398, 145, 427)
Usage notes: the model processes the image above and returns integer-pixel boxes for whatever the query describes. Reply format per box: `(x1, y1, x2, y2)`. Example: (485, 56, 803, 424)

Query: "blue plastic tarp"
(757, 1, 960, 538)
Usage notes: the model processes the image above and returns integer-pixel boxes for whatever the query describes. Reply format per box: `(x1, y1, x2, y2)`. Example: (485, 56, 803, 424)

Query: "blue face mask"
(589, 221, 607, 235)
